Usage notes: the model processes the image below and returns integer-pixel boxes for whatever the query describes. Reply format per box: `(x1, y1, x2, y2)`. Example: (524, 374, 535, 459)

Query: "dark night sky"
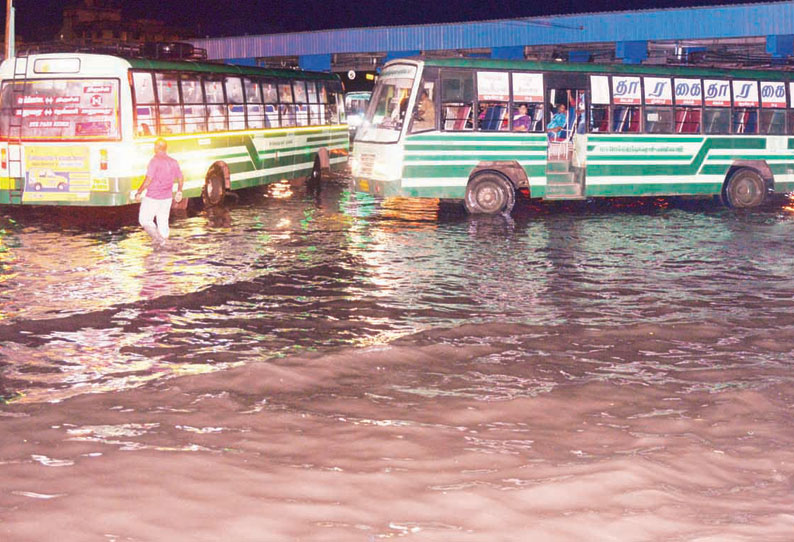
(9, 0, 771, 40)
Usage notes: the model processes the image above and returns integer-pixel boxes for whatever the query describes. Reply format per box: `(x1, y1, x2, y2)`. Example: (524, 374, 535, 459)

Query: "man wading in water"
(135, 138, 184, 247)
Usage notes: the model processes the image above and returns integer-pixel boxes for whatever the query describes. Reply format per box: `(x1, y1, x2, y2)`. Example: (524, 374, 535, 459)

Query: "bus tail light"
(1, 148, 6, 170)
(100, 149, 108, 171)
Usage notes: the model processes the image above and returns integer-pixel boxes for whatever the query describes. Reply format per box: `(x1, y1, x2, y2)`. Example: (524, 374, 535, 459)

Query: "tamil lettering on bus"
(612, 76, 641, 105)
(643, 77, 672, 105)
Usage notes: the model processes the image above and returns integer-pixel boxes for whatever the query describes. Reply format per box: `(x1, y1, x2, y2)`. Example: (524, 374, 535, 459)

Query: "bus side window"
(243, 78, 264, 129)
(477, 103, 508, 131)
(305, 81, 321, 125)
(440, 72, 474, 131)
(326, 81, 344, 125)
(612, 106, 640, 133)
(155, 73, 182, 134)
(181, 75, 206, 133)
(204, 78, 227, 131)
(732, 108, 758, 134)
(760, 109, 785, 134)
(132, 72, 156, 136)
(262, 80, 279, 128)
(675, 107, 701, 133)
(589, 105, 610, 133)
(704, 108, 730, 134)
(645, 106, 673, 133)
(292, 81, 309, 126)
(225, 76, 245, 130)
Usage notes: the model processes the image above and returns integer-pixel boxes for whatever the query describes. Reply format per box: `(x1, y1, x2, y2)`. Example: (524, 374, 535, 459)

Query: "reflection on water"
(2, 178, 794, 540)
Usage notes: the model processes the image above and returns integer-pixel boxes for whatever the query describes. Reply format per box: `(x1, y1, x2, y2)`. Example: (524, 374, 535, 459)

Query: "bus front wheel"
(723, 168, 766, 208)
(202, 165, 226, 207)
(464, 172, 515, 215)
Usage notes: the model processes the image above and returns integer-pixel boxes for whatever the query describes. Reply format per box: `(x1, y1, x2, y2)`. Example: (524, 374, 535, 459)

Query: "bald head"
(154, 138, 167, 155)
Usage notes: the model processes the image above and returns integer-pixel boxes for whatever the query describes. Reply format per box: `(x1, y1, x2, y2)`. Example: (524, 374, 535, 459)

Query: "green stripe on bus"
(587, 138, 767, 177)
(407, 134, 547, 143)
(404, 144, 547, 152)
(587, 155, 696, 161)
(585, 182, 721, 197)
(403, 154, 546, 162)
(587, 135, 704, 143)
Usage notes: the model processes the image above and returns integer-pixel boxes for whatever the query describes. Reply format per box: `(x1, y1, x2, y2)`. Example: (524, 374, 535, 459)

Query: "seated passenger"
(412, 89, 436, 131)
(513, 104, 531, 132)
(547, 104, 568, 140)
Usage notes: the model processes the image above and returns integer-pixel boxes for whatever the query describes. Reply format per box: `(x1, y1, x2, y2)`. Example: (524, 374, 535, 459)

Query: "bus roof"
(0, 53, 339, 82)
(401, 56, 793, 81)
(126, 56, 339, 81)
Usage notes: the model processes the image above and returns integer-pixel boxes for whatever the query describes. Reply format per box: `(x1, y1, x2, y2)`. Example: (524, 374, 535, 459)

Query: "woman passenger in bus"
(512, 104, 531, 131)
(546, 103, 568, 140)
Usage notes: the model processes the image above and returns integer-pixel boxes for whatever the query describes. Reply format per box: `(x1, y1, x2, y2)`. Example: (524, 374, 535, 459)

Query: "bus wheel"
(723, 168, 766, 208)
(464, 172, 515, 215)
(57, 183, 67, 191)
(33, 182, 42, 191)
(202, 165, 226, 207)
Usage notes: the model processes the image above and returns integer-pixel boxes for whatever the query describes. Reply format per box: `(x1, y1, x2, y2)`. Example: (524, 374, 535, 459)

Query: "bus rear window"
(0, 78, 120, 140)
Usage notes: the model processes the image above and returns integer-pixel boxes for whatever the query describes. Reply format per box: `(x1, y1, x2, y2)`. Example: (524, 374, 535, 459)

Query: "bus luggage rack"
(17, 41, 207, 61)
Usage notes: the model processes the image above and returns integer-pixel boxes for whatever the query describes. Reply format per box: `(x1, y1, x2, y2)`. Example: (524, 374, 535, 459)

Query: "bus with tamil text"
(0, 52, 348, 206)
(351, 57, 794, 214)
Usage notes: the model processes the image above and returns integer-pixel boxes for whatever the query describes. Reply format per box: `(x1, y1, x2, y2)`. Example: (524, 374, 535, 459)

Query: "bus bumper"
(353, 176, 402, 197)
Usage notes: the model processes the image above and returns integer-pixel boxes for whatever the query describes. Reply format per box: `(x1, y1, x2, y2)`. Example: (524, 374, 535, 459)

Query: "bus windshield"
(0, 78, 120, 140)
(356, 64, 416, 143)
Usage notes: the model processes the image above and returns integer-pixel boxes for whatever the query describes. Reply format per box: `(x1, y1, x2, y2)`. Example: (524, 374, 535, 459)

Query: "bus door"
(544, 73, 588, 198)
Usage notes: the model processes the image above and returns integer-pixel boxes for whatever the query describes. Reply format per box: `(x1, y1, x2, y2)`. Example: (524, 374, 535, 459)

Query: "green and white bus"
(0, 52, 349, 206)
(351, 57, 794, 214)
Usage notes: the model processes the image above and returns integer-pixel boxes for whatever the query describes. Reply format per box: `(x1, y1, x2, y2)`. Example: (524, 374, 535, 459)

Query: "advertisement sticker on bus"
(674, 78, 702, 105)
(512, 73, 544, 102)
(22, 145, 91, 202)
(611, 76, 641, 105)
(731, 80, 759, 107)
(643, 77, 672, 105)
(703, 80, 730, 106)
(759, 82, 786, 108)
(477, 72, 509, 101)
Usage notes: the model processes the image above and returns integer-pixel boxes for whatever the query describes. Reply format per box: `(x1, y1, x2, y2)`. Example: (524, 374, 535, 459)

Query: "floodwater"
(2, 176, 794, 541)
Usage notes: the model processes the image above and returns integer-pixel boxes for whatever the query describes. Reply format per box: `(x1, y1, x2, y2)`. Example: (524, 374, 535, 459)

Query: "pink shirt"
(145, 152, 183, 200)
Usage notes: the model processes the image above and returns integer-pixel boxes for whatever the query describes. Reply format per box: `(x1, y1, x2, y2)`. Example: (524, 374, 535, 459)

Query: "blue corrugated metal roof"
(191, 2, 794, 60)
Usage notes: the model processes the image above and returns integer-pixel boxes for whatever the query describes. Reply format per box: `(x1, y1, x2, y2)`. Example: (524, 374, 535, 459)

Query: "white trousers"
(139, 196, 172, 242)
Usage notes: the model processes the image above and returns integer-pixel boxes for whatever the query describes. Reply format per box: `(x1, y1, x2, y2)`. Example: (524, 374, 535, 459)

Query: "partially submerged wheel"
(202, 164, 226, 207)
(464, 172, 515, 215)
(723, 168, 767, 209)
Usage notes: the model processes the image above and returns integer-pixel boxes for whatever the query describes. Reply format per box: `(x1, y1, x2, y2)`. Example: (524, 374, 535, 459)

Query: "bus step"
(545, 171, 575, 184)
(546, 160, 570, 173)
(544, 182, 583, 199)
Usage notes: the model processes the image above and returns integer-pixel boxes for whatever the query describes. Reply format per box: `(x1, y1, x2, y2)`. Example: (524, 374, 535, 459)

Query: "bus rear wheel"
(202, 165, 226, 207)
(464, 172, 515, 215)
(723, 168, 766, 208)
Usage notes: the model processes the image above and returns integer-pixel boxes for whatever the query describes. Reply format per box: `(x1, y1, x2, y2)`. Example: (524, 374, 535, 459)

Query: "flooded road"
(2, 176, 794, 541)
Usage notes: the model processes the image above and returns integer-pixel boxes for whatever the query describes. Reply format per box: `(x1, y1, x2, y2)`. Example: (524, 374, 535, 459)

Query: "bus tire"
(57, 183, 67, 191)
(464, 172, 515, 215)
(33, 182, 42, 191)
(202, 164, 226, 207)
(723, 168, 766, 208)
